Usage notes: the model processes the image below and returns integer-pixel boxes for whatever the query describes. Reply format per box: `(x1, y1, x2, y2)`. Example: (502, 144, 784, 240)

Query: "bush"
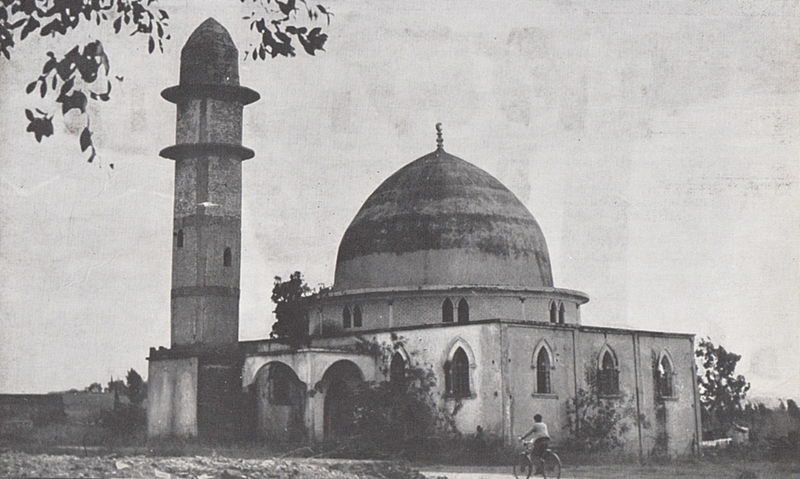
(563, 387, 641, 453)
(99, 404, 145, 436)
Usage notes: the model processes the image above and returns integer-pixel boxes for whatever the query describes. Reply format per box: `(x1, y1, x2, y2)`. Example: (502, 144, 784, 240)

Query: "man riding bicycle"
(519, 413, 550, 474)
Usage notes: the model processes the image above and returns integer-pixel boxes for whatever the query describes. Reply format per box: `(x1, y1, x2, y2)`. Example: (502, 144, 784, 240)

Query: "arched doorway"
(254, 362, 306, 442)
(321, 360, 363, 440)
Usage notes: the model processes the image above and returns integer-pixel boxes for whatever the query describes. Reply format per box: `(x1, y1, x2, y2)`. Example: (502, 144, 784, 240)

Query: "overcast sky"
(0, 0, 797, 399)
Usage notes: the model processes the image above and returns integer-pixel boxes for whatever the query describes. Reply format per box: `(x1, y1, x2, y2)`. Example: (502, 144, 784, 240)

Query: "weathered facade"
(147, 19, 702, 457)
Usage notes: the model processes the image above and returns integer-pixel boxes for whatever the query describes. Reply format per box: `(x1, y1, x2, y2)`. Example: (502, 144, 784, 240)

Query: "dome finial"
(435, 122, 443, 149)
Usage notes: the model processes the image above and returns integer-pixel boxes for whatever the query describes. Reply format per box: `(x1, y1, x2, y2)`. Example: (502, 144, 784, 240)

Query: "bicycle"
(513, 438, 561, 479)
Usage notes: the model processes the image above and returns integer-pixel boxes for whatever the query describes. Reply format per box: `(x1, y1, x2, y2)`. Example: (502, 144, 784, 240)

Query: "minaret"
(160, 18, 259, 347)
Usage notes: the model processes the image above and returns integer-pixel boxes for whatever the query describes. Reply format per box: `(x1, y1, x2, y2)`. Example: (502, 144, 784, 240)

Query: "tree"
(106, 377, 125, 394)
(85, 381, 102, 393)
(270, 271, 311, 348)
(695, 337, 750, 437)
(125, 368, 146, 406)
(1, 0, 331, 165)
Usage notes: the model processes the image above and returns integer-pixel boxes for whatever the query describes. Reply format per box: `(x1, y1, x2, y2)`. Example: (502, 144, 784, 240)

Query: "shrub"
(99, 404, 145, 436)
(563, 387, 641, 453)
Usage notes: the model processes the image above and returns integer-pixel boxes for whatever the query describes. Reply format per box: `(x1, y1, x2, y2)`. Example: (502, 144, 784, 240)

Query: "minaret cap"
(161, 18, 259, 105)
(435, 122, 444, 150)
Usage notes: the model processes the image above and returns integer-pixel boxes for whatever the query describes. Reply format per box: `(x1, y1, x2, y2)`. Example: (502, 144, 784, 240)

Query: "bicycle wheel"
(540, 450, 561, 479)
(512, 452, 532, 479)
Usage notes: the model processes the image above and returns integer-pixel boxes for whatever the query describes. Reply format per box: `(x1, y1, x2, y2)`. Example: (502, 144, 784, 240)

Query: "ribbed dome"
(333, 147, 553, 291)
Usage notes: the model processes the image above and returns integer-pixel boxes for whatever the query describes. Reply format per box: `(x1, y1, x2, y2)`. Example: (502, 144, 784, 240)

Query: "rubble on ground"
(0, 452, 427, 478)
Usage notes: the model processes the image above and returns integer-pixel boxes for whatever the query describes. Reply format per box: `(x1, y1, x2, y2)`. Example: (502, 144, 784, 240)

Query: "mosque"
(146, 19, 702, 457)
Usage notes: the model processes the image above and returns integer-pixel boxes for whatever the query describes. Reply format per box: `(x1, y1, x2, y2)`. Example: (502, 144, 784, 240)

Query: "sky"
(0, 0, 797, 399)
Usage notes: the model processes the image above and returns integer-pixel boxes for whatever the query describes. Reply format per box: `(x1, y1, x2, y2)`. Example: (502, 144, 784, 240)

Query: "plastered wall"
(147, 357, 198, 437)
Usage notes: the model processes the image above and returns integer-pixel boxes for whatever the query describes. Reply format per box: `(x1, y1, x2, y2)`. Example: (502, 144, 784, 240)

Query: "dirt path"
(420, 461, 800, 479)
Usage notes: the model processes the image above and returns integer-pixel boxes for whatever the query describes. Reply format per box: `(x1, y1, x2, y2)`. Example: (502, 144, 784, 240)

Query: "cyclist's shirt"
(529, 422, 550, 441)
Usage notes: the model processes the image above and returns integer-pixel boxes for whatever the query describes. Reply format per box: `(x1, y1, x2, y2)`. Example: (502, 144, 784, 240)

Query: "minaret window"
(353, 305, 363, 328)
(550, 301, 557, 323)
(457, 299, 469, 323)
(558, 302, 566, 324)
(342, 307, 351, 329)
(442, 298, 454, 323)
(176, 229, 184, 248)
(223, 247, 232, 267)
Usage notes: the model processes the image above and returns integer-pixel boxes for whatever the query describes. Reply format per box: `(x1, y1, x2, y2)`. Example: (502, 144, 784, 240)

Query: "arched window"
(549, 301, 557, 323)
(342, 307, 351, 329)
(176, 229, 184, 248)
(449, 347, 470, 398)
(657, 354, 675, 398)
(598, 349, 620, 396)
(457, 299, 469, 323)
(558, 302, 565, 324)
(442, 298, 454, 323)
(390, 352, 406, 385)
(223, 247, 232, 267)
(353, 305, 363, 328)
(536, 348, 551, 394)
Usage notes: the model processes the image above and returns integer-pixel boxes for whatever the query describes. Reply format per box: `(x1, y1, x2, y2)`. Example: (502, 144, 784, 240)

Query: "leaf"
(80, 127, 92, 152)
(20, 17, 39, 40)
(39, 80, 46, 97)
(148, 36, 154, 53)
(61, 91, 87, 114)
(25, 109, 34, 121)
(113, 16, 122, 33)
(25, 81, 37, 94)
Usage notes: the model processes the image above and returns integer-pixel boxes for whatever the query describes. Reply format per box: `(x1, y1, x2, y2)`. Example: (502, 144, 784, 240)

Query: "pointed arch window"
(657, 353, 675, 398)
(353, 305, 363, 328)
(390, 352, 406, 386)
(457, 299, 469, 323)
(176, 229, 184, 248)
(558, 302, 566, 324)
(223, 247, 232, 267)
(536, 348, 552, 394)
(549, 301, 558, 323)
(342, 307, 351, 329)
(442, 298, 454, 323)
(598, 349, 620, 396)
(449, 347, 470, 398)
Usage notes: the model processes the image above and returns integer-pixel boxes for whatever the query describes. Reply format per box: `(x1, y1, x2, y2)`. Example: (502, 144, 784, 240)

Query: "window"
(657, 354, 675, 398)
(598, 349, 620, 396)
(390, 352, 406, 386)
(449, 347, 470, 398)
(223, 247, 232, 267)
(536, 348, 551, 394)
(176, 229, 184, 248)
(558, 302, 565, 324)
(442, 298, 454, 323)
(342, 307, 351, 329)
(353, 305, 363, 328)
(457, 299, 469, 323)
(549, 301, 557, 323)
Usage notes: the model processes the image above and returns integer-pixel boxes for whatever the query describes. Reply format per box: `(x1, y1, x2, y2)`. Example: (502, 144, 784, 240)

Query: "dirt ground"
(2, 452, 799, 479)
(0, 452, 427, 478)
(420, 460, 800, 479)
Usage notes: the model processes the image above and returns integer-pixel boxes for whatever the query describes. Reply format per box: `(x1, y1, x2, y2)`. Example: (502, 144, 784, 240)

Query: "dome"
(180, 18, 240, 87)
(333, 145, 553, 292)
